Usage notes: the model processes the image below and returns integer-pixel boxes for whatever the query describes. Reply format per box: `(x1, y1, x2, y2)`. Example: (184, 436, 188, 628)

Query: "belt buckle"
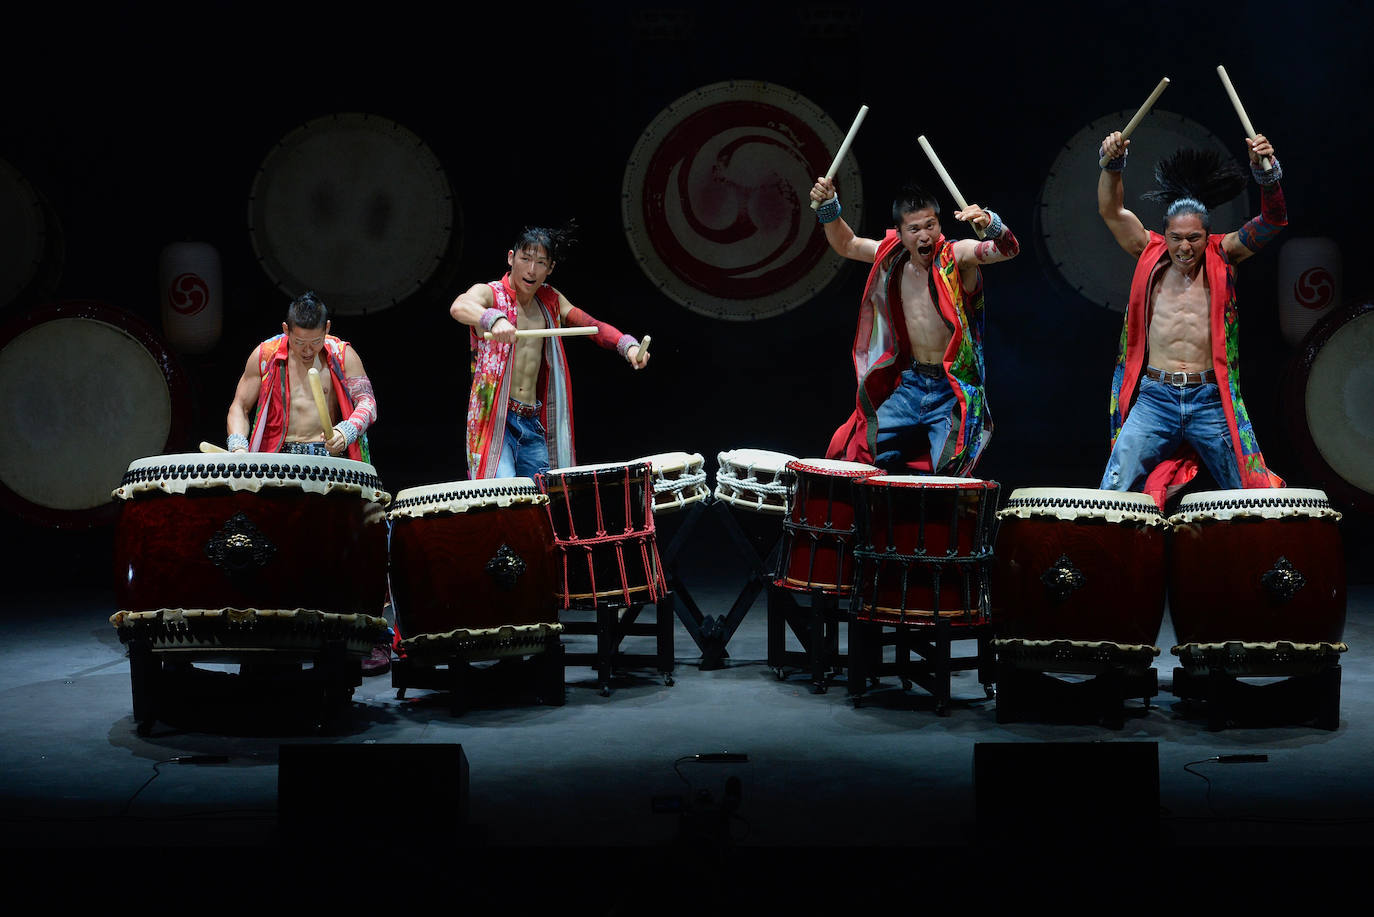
(1168, 370, 1189, 388)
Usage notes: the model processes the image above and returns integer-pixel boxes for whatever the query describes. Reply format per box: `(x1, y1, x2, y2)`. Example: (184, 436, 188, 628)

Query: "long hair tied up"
(1141, 148, 1248, 210)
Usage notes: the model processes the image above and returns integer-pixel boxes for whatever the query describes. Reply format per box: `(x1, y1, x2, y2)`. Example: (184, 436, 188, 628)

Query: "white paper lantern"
(159, 241, 222, 354)
(1278, 237, 1342, 347)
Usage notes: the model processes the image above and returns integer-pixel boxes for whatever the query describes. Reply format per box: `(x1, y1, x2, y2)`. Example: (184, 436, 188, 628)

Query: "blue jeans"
(495, 404, 550, 479)
(1100, 376, 1242, 491)
(874, 366, 957, 471)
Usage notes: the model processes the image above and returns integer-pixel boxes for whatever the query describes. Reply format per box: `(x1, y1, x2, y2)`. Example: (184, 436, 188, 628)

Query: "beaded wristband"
(479, 307, 507, 332)
(616, 334, 638, 359)
(983, 210, 1004, 239)
(1251, 155, 1283, 186)
(227, 433, 249, 452)
(335, 420, 359, 446)
(1099, 143, 1127, 172)
(816, 196, 841, 224)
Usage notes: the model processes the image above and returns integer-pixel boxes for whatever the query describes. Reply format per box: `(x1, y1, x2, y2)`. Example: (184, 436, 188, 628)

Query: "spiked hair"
(892, 183, 941, 225)
(511, 220, 579, 264)
(1141, 148, 1248, 232)
(285, 291, 327, 330)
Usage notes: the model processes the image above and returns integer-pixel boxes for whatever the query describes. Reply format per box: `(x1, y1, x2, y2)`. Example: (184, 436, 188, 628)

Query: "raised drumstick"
(482, 326, 599, 341)
(1098, 76, 1170, 167)
(1216, 65, 1271, 170)
(810, 104, 869, 210)
(306, 367, 335, 444)
(200, 441, 228, 453)
(635, 334, 652, 367)
(916, 134, 985, 240)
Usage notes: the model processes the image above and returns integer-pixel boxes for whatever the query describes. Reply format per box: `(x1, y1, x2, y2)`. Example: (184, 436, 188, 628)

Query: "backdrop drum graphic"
(0, 301, 189, 527)
(248, 112, 456, 315)
(1035, 110, 1250, 312)
(622, 81, 863, 321)
(0, 157, 64, 309)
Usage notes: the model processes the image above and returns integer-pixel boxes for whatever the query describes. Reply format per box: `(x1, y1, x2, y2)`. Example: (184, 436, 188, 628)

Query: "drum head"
(789, 457, 881, 476)
(1284, 301, 1374, 511)
(0, 157, 63, 309)
(622, 81, 862, 321)
(718, 448, 797, 475)
(0, 302, 188, 526)
(1036, 110, 1250, 312)
(248, 113, 456, 315)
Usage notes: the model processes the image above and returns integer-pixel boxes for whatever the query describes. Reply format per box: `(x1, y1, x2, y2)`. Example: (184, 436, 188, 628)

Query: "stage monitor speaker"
(974, 741, 1159, 847)
(279, 743, 469, 839)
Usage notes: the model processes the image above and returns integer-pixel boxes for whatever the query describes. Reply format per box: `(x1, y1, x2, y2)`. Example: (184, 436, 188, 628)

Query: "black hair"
(512, 220, 579, 263)
(891, 183, 941, 225)
(1141, 148, 1248, 232)
(285, 290, 327, 329)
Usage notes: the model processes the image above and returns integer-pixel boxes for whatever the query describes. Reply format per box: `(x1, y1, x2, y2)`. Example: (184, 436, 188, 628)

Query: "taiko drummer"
(226, 291, 378, 459)
(450, 225, 650, 480)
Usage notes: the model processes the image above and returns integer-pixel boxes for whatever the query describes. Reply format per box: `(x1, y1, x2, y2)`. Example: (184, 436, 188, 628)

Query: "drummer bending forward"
(226, 291, 378, 459)
(450, 226, 649, 480)
(811, 179, 1019, 474)
(1096, 131, 1286, 505)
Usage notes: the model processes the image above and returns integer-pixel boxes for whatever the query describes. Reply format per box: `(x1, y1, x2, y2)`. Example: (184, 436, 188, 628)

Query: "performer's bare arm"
(450, 284, 518, 343)
(949, 204, 1021, 289)
(1222, 134, 1285, 265)
(558, 293, 649, 369)
(227, 348, 262, 451)
(809, 177, 880, 263)
(1097, 131, 1149, 257)
(324, 347, 375, 455)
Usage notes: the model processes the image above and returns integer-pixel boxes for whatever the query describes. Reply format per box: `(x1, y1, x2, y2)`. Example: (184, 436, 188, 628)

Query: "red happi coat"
(249, 334, 367, 462)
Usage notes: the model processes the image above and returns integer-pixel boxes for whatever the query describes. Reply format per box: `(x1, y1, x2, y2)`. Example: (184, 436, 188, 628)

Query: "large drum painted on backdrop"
(992, 488, 1167, 646)
(539, 462, 666, 609)
(388, 478, 557, 641)
(1168, 488, 1345, 646)
(851, 476, 1000, 625)
(110, 453, 390, 652)
(774, 458, 884, 595)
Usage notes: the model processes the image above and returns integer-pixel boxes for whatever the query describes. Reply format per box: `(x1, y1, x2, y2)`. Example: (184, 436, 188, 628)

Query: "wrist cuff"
(816, 196, 841, 224)
(227, 433, 249, 452)
(479, 308, 506, 332)
(1100, 144, 1127, 172)
(616, 335, 638, 359)
(983, 210, 1004, 239)
(335, 420, 359, 447)
(1252, 155, 1282, 186)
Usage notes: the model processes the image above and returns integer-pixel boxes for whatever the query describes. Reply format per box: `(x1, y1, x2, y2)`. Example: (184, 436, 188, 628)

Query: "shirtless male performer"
(450, 226, 649, 479)
(1096, 130, 1286, 505)
(811, 178, 1020, 474)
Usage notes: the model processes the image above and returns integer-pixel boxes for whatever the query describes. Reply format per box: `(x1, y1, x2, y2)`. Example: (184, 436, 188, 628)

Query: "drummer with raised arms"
(810, 176, 1020, 475)
(226, 291, 378, 459)
(449, 225, 650, 480)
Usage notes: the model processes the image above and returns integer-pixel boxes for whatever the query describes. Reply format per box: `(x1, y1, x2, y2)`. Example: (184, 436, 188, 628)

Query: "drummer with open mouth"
(450, 225, 650, 480)
(225, 290, 378, 460)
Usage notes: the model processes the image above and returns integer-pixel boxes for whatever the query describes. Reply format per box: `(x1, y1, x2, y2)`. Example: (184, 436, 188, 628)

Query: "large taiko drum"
(635, 451, 710, 515)
(109, 453, 390, 653)
(774, 458, 884, 594)
(1167, 488, 1345, 646)
(850, 475, 999, 625)
(388, 478, 559, 657)
(539, 462, 666, 609)
(992, 488, 1168, 647)
(0, 301, 189, 528)
(713, 448, 796, 514)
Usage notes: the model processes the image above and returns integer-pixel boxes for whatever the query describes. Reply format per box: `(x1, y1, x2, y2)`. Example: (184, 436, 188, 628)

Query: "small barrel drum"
(539, 462, 666, 609)
(713, 448, 797, 514)
(1167, 488, 1345, 646)
(774, 458, 884, 594)
(109, 453, 390, 653)
(635, 451, 710, 515)
(388, 478, 559, 656)
(992, 488, 1167, 646)
(850, 475, 999, 624)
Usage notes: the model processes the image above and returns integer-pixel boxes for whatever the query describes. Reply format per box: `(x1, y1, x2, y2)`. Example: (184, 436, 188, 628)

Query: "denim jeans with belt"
(1100, 375, 1242, 491)
(874, 365, 958, 472)
(496, 403, 550, 479)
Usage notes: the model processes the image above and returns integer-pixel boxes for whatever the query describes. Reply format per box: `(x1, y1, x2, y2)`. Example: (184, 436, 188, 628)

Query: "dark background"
(3, 0, 1371, 581)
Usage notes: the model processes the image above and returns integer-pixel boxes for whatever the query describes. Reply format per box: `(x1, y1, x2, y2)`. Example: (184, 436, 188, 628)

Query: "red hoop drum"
(388, 478, 558, 654)
(774, 458, 884, 594)
(539, 462, 666, 609)
(850, 475, 999, 624)
(991, 488, 1167, 646)
(1167, 488, 1345, 646)
(110, 453, 390, 653)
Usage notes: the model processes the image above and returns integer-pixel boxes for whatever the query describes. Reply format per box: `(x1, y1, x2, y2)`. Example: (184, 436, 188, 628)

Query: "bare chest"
(284, 360, 337, 440)
(898, 261, 952, 360)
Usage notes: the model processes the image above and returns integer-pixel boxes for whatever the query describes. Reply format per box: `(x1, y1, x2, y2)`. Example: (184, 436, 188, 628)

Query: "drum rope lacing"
(119, 460, 384, 491)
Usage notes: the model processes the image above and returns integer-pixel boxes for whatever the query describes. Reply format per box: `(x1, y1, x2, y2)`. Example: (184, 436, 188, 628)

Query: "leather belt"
(912, 361, 944, 378)
(1144, 366, 1216, 386)
(508, 399, 540, 418)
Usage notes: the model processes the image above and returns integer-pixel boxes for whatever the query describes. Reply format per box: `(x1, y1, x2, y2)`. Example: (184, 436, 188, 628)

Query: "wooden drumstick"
(810, 104, 869, 210)
(200, 441, 228, 453)
(635, 334, 652, 366)
(482, 326, 598, 341)
(1216, 65, 1272, 170)
(916, 134, 985, 240)
(1098, 76, 1170, 167)
(306, 367, 335, 444)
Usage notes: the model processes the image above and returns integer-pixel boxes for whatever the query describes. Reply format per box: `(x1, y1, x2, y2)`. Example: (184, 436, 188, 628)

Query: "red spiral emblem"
(168, 272, 209, 315)
(1294, 266, 1335, 310)
(623, 82, 862, 321)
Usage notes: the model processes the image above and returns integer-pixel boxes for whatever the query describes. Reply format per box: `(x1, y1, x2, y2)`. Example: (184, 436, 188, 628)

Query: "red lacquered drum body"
(775, 458, 885, 594)
(388, 478, 557, 637)
(992, 488, 1166, 646)
(112, 453, 388, 615)
(1168, 488, 1345, 645)
(539, 462, 666, 609)
(851, 475, 999, 624)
